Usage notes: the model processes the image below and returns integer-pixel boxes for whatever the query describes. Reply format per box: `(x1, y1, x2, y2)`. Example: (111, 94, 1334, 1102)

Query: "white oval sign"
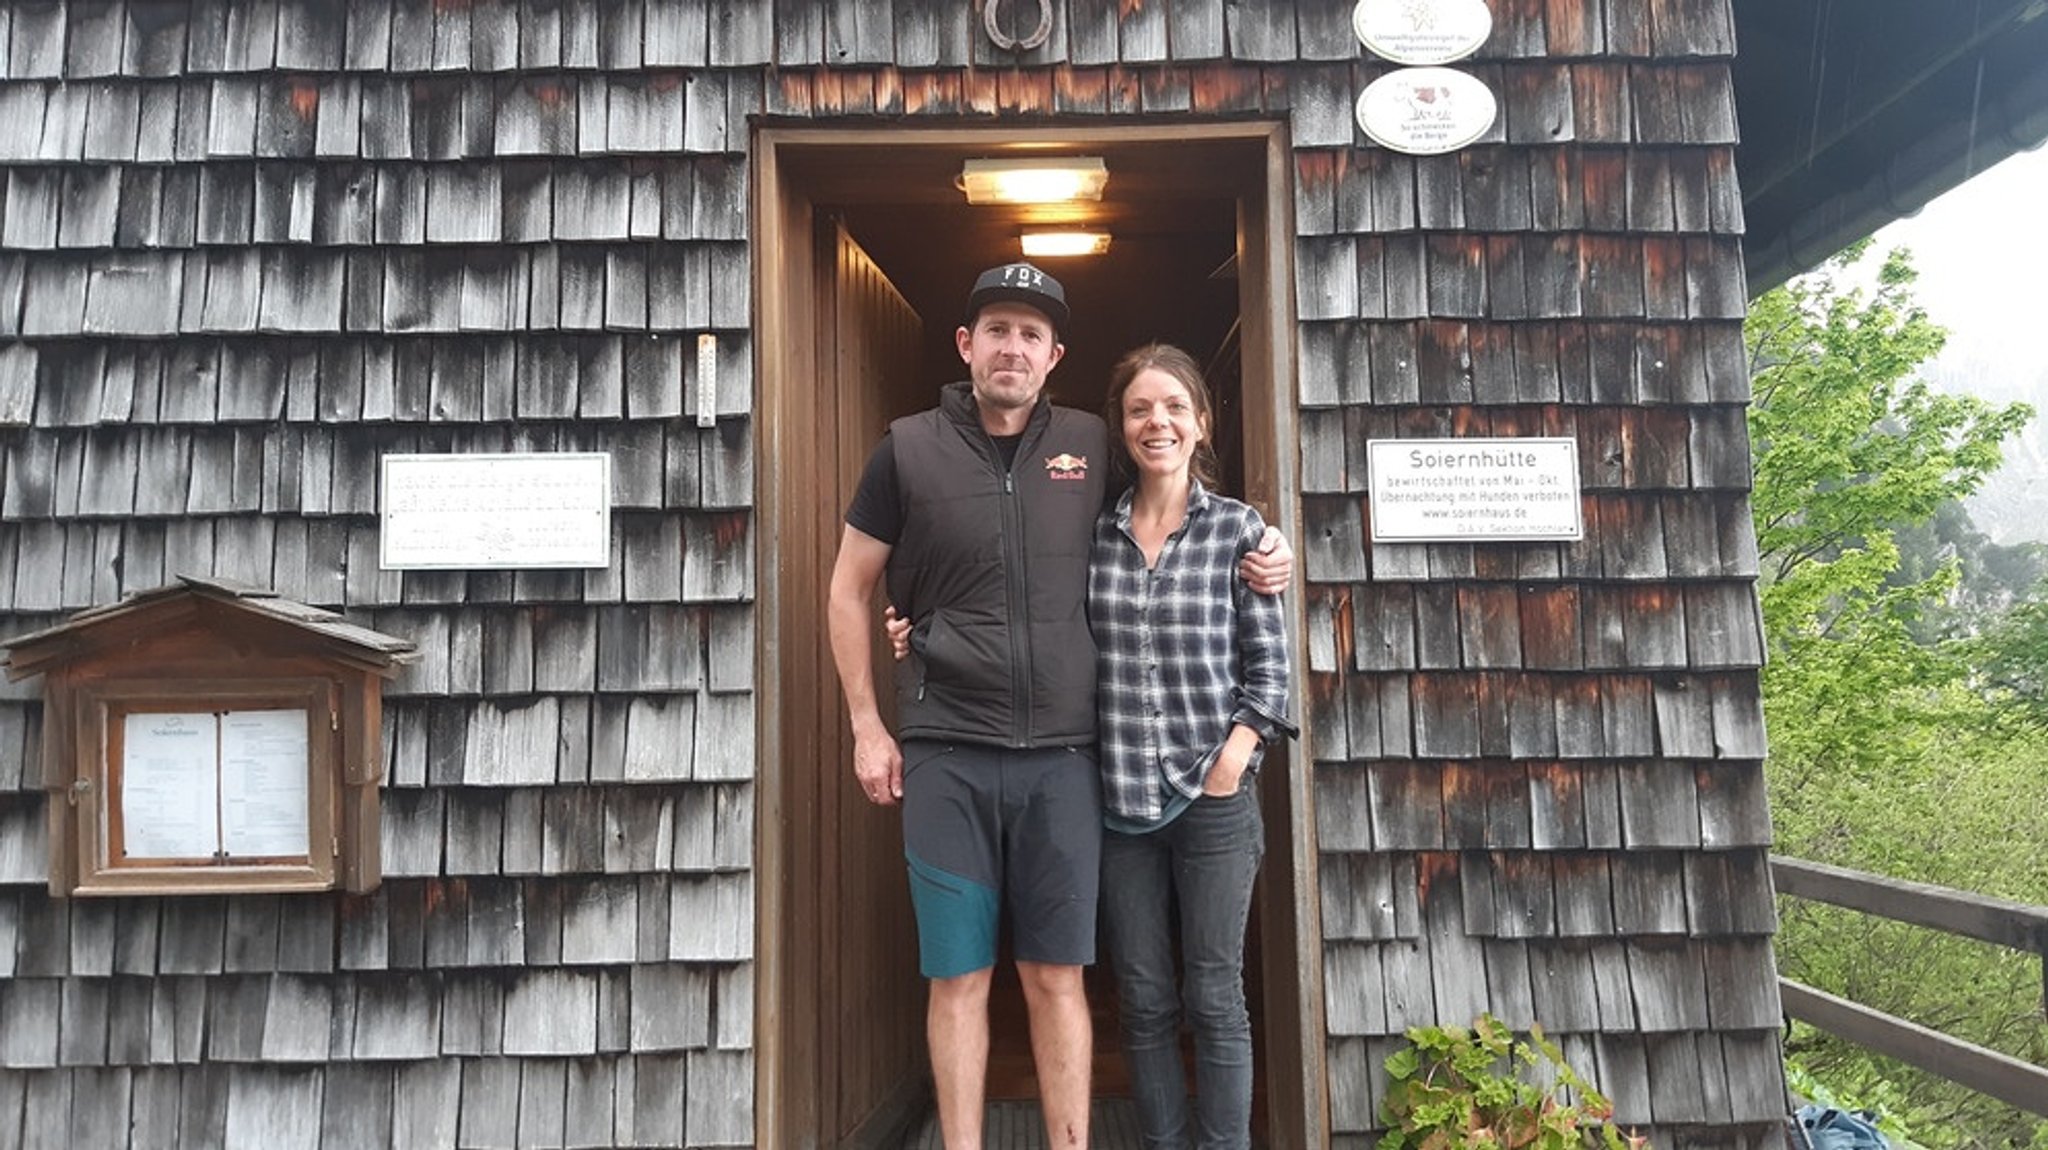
(1355, 66, 1498, 155)
(1352, 0, 1493, 65)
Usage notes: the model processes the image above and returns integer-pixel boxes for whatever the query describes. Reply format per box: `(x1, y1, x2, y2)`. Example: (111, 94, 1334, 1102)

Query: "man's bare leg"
(1016, 960, 1092, 1149)
(929, 968, 994, 1150)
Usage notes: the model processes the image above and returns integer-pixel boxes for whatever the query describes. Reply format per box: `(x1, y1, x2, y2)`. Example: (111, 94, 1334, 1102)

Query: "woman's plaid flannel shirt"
(1088, 481, 1296, 824)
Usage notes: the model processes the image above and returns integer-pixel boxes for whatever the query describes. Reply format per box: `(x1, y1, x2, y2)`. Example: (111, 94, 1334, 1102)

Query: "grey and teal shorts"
(899, 740, 1103, 979)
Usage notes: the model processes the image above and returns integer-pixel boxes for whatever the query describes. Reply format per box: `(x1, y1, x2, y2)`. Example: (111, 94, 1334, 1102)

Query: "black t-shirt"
(845, 430, 1025, 544)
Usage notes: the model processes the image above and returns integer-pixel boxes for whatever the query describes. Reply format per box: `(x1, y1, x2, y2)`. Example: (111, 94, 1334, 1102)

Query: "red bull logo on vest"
(1044, 452, 1089, 480)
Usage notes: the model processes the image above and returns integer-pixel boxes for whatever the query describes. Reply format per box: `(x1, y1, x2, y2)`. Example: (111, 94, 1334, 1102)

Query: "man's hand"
(853, 723, 904, 805)
(883, 605, 913, 661)
(1239, 525, 1293, 596)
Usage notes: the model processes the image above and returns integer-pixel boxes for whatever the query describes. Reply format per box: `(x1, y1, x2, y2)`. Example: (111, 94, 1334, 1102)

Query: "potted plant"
(1379, 1014, 1650, 1150)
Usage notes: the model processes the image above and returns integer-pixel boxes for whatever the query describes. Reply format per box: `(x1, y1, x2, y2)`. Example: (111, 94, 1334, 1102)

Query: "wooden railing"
(1770, 855, 2048, 1117)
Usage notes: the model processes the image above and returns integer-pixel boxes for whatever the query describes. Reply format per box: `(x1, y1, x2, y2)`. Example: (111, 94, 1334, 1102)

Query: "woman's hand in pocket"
(1202, 726, 1261, 796)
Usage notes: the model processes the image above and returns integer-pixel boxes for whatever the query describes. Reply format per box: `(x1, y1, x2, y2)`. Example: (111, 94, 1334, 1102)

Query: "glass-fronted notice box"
(3, 579, 415, 898)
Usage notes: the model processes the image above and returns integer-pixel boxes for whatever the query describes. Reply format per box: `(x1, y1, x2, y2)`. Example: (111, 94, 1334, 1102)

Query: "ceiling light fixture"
(1020, 231, 1113, 257)
(958, 157, 1109, 205)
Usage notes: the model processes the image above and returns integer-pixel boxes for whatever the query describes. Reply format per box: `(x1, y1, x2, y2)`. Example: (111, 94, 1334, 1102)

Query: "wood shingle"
(0, 2, 1781, 1144)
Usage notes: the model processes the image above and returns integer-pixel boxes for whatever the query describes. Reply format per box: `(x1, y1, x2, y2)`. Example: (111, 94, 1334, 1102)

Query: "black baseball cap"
(964, 262, 1069, 335)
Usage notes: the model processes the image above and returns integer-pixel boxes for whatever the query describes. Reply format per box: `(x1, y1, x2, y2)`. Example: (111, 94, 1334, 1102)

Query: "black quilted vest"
(886, 381, 1107, 748)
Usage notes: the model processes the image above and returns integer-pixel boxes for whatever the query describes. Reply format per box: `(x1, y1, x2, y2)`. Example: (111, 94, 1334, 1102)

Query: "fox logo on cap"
(966, 262, 1070, 335)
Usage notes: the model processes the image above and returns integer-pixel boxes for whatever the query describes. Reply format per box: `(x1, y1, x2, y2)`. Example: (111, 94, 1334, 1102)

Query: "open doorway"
(755, 123, 1317, 1150)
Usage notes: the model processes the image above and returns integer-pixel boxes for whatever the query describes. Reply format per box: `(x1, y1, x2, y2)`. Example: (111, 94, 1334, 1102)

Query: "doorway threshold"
(899, 1099, 1144, 1149)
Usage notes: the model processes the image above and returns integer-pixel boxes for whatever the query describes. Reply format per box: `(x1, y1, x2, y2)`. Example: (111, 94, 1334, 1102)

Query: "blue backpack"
(1794, 1105, 1892, 1150)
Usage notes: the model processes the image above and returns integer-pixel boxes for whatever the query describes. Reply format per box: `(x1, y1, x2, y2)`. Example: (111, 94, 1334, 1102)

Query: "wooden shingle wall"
(0, 3, 760, 1147)
(0, 0, 1782, 1147)
(1285, 2, 1788, 1147)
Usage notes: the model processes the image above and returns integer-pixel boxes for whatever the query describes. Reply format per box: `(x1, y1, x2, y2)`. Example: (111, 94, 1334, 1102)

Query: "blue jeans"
(1099, 787, 1265, 1150)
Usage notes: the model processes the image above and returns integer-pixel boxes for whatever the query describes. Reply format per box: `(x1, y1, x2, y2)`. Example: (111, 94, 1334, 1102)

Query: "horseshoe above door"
(983, 0, 1054, 51)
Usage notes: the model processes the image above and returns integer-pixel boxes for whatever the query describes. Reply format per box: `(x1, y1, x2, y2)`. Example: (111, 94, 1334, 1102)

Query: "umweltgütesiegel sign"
(1352, 0, 1493, 65)
(1368, 437, 1583, 542)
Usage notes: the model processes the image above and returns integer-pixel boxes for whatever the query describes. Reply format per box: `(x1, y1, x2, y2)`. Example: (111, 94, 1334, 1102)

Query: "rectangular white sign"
(121, 712, 219, 859)
(119, 708, 314, 862)
(1367, 438, 1583, 542)
(380, 453, 612, 570)
(220, 709, 311, 859)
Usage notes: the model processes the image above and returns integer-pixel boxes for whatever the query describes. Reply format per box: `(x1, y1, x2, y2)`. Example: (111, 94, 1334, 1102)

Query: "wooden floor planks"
(902, 1099, 1145, 1150)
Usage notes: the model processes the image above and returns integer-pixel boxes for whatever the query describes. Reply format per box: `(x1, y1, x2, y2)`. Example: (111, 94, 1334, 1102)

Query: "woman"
(1089, 342, 1294, 1150)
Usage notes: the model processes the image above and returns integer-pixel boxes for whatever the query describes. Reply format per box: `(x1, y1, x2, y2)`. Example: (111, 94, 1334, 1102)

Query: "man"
(827, 263, 1288, 1150)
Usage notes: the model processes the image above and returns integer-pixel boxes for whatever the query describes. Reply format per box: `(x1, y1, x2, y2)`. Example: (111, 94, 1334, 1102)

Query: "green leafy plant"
(1378, 1015, 1648, 1150)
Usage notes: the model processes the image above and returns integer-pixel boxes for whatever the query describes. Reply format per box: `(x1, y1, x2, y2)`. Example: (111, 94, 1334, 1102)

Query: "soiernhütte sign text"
(1368, 438, 1583, 542)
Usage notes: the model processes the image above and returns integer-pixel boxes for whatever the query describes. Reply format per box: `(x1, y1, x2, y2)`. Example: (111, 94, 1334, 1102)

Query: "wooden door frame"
(753, 120, 1328, 1149)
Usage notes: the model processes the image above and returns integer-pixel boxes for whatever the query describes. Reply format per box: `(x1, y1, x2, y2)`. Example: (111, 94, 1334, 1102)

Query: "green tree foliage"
(1747, 242, 2048, 1148)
